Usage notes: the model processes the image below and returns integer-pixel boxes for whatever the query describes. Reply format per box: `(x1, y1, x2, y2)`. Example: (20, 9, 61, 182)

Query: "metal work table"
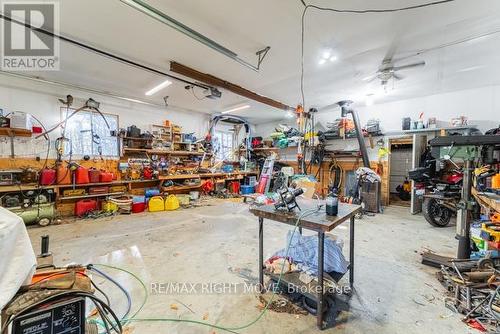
(249, 201, 362, 330)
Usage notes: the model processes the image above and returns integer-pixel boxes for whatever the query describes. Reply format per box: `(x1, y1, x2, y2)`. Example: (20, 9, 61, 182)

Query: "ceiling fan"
(362, 45, 426, 86)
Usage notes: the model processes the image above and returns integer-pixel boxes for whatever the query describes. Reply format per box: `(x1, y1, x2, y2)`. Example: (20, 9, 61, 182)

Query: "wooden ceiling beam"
(170, 61, 293, 111)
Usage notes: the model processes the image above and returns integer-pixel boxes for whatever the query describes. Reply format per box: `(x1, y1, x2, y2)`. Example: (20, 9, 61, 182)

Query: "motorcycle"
(409, 166, 463, 227)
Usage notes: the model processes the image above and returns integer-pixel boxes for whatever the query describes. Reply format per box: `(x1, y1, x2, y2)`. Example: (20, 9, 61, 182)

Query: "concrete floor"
(27, 200, 474, 334)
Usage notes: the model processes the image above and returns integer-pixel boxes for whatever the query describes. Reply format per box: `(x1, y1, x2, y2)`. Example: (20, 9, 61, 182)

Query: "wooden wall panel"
(284, 159, 389, 206)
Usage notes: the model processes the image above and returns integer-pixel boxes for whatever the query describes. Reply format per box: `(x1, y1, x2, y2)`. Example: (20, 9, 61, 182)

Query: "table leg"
(349, 215, 355, 289)
(317, 231, 325, 329)
(299, 226, 303, 235)
(259, 217, 264, 293)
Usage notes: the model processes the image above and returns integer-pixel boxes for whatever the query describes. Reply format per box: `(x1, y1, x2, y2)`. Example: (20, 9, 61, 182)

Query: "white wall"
(256, 85, 500, 138)
(0, 75, 211, 158)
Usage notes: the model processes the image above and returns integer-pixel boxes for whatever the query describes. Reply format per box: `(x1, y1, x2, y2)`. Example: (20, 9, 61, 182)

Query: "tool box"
(63, 189, 86, 197)
(109, 185, 127, 193)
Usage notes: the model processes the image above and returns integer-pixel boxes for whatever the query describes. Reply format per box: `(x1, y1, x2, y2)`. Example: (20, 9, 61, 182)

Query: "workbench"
(249, 201, 362, 330)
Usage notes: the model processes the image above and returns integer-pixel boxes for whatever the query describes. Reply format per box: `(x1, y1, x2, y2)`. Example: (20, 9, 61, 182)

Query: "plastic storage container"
(148, 196, 165, 212)
(132, 202, 146, 213)
(241, 185, 255, 195)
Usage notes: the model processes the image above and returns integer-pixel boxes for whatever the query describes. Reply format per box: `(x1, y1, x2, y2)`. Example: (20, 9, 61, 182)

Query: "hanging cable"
(299, 0, 457, 116)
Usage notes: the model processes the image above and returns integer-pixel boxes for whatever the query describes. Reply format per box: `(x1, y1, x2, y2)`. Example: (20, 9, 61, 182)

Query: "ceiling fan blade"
(393, 61, 426, 71)
(382, 36, 400, 65)
(361, 73, 378, 82)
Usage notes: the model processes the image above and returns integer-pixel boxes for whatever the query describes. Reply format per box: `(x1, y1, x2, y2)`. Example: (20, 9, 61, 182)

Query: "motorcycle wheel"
(423, 198, 452, 227)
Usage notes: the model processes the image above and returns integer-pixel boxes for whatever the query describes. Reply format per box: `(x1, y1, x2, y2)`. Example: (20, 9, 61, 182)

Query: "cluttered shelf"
(0, 179, 160, 193)
(472, 187, 500, 213)
(59, 192, 125, 201)
(158, 171, 257, 181)
(123, 148, 211, 156)
(0, 127, 32, 137)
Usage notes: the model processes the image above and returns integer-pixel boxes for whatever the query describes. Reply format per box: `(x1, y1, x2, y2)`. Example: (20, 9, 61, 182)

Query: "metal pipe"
(0, 71, 204, 115)
(457, 159, 473, 259)
(120, 0, 260, 72)
(339, 101, 370, 168)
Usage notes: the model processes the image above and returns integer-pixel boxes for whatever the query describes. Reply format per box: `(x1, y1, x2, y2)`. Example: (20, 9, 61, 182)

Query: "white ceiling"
(8, 0, 500, 123)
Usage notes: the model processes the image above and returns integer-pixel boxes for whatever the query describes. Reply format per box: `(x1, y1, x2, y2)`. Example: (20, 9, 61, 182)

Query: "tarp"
(0, 207, 36, 310)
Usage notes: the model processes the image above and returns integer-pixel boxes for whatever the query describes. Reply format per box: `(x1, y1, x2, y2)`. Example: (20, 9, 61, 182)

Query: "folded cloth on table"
(274, 231, 348, 277)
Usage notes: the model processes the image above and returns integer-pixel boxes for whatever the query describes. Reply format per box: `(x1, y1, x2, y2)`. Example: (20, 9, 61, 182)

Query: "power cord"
(90, 206, 323, 333)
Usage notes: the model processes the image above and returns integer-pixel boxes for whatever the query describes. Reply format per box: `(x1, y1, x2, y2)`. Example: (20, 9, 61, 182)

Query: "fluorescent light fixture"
(457, 65, 484, 73)
(329, 56, 337, 62)
(318, 58, 326, 65)
(322, 50, 332, 59)
(365, 94, 375, 106)
(221, 104, 250, 114)
(145, 79, 172, 96)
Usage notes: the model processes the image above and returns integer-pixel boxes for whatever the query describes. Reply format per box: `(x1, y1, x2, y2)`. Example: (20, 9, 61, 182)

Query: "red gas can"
(56, 164, 71, 185)
(75, 199, 97, 217)
(100, 171, 114, 183)
(88, 168, 101, 183)
(75, 166, 90, 184)
(39, 168, 56, 185)
(229, 181, 240, 194)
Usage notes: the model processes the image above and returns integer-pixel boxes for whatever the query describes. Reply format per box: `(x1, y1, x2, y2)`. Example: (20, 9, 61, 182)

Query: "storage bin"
(132, 202, 146, 213)
(148, 196, 165, 212)
(241, 185, 255, 195)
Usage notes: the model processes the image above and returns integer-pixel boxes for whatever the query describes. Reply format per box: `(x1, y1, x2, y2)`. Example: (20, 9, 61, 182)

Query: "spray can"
(326, 187, 339, 216)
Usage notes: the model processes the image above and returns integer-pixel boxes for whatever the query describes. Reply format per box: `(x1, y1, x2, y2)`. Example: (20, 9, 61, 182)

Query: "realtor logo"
(1, 1, 59, 70)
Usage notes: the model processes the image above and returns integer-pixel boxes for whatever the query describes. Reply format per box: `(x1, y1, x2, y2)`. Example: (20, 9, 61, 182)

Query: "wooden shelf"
(0, 128, 32, 137)
(158, 174, 200, 180)
(161, 184, 201, 191)
(472, 187, 500, 213)
(123, 148, 210, 156)
(59, 192, 125, 200)
(123, 136, 152, 141)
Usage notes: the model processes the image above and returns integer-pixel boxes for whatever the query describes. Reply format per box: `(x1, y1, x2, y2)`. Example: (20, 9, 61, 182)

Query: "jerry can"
(148, 196, 165, 212)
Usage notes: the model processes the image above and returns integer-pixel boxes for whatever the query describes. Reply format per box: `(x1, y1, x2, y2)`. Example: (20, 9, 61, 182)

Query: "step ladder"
(256, 154, 276, 194)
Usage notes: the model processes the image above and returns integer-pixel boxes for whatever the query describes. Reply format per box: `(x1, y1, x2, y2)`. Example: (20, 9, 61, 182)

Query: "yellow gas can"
(165, 195, 180, 211)
(102, 201, 118, 213)
(148, 196, 165, 212)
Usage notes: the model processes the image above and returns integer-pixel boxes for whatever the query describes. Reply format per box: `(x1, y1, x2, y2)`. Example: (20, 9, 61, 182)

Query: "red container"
(88, 168, 101, 183)
(56, 164, 71, 185)
(75, 166, 90, 184)
(132, 202, 146, 213)
(229, 181, 240, 194)
(143, 167, 153, 180)
(75, 199, 97, 217)
(39, 168, 56, 185)
(100, 171, 114, 183)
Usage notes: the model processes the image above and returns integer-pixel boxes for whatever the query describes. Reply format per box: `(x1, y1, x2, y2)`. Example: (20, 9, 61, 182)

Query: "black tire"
(423, 198, 452, 227)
